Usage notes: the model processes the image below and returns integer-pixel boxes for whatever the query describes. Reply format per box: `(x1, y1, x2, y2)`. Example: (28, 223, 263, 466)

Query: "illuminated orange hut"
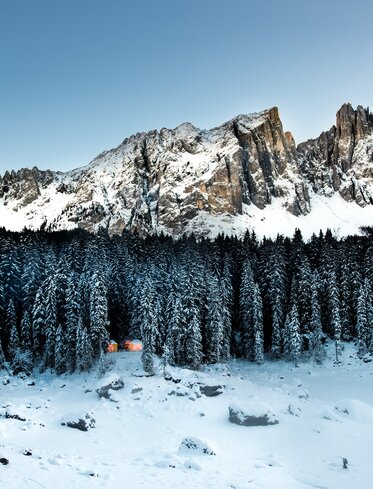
(124, 339, 143, 352)
(107, 340, 118, 353)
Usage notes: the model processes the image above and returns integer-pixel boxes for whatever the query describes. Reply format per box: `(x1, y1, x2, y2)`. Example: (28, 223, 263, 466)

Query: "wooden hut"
(124, 339, 143, 352)
(107, 340, 118, 353)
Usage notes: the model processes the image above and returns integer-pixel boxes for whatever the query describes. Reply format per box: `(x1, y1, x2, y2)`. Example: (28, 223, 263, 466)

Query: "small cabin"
(123, 339, 143, 352)
(107, 340, 118, 353)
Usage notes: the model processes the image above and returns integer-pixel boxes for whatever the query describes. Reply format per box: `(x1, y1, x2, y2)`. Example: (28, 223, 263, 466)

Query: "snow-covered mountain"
(1, 103, 373, 238)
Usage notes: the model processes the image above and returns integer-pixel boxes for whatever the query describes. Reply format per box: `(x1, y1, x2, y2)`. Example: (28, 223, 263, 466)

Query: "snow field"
(1, 343, 373, 489)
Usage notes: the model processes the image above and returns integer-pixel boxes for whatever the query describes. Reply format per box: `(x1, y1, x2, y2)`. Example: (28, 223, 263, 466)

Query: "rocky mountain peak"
(297, 103, 373, 207)
(0, 103, 372, 238)
(336, 103, 372, 143)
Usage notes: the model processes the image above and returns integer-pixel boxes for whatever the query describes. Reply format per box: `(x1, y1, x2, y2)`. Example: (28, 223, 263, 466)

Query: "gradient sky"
(0, 0, 372, 174)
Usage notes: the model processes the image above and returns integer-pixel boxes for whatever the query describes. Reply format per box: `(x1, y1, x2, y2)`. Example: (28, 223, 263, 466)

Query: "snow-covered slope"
(1, 344, 373, 489)
(0, 104, 372, 238)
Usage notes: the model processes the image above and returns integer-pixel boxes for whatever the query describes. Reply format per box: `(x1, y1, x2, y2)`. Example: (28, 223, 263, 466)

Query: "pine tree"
(65, 274, 81, 372)
(309, 273, 326, 363)
(284, 303, 302, 366)
(54, 325, 66, 374)
(43, 276, 58, 369)
(138, 273, 158, 374)
(220, 261, 233, 362)
(239, 260, 256, 360)
(0, 339, 8, 370)
(161, 343, 171, 378)
(289, 304, 302, 366)
(6, 300, 18, 362)
(20, 311, 32, 351)
(252, 284, 264, 364)
(271, 307, 283, 359)
(89, 271, 110, 358)
(76, 319, 93, 371)
(0, 281, 6, 352)
(165, 284, 183, 366)
(184, 309, 203, 370)
(356, 281, 370, 356)
(11, 349, 33, 376)
(205, 272, 225, 364)
(98, 348, 112, 377)
(297, 257, 313, 335)
(0, 237, 21, 308)
(31, 282, 47, 358)
(21, 247, 44, 319)
(268, 246, 287, 358)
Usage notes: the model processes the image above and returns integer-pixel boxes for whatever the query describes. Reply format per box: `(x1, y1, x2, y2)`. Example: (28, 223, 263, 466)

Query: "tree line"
(0, 226, 372, 375)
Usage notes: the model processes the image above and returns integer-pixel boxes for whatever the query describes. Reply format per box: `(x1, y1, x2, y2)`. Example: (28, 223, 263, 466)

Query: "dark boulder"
(96, 378, 124, 400)
(229, 404, 279, 426)
(199, 385, 224, 397)
(61, 412, 95, 432)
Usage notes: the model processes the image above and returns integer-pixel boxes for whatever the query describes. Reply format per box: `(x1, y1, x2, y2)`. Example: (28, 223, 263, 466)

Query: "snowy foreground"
(1, 344, 373, 489)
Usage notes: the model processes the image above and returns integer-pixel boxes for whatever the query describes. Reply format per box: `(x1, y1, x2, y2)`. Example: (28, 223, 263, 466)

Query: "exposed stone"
(298, 103, 373, 207)
(61, 412, 95, 431)
(4, 412, 26, 422)
(179, 437, 216, 456)
(199, 385, 224, 397)
(96, 378, 124, 400)
(228, 404, 279, 426)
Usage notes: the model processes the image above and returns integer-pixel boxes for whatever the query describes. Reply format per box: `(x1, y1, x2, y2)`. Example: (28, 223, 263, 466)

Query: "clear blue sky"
(0, 0, 372, 173)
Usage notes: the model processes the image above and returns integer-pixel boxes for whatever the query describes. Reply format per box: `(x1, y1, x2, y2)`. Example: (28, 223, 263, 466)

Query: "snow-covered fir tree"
(252, 283, 264, 364)
(184, 307, 203, 369)
(239, 259, 256, 360)
(6, 300, 19, 362)
(76, 319, 93, 372)
(89, 271, 110, 358)
(54, 325, 66, 374)
(205, 271, 225, 364)
(284, 303, 302, 366)
(356, 279, 372, 356)
(43, 276, 58, 369)
(65, 274, 81, 372)
(20, 311, 32, 351)
(0, 339, 7, 370)
(138, 274, 159, 373)
(309, 273, 326, 363)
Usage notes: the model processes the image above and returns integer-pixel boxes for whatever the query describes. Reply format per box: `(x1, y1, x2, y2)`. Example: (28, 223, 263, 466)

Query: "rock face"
(298, 103, 373, 206)
(0, 103, 372, 237)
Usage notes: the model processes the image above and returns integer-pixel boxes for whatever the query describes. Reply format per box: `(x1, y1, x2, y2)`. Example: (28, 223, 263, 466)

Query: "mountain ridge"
(0, 103, 372, 238)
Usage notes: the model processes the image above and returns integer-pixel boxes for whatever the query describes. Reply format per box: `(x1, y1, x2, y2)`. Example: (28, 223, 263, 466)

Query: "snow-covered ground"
(1, 343, 373, 489)
(183, 193, 373, 240)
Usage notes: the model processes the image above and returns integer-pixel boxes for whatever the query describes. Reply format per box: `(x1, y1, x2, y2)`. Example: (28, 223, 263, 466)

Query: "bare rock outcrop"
(298, 103, 373, 206)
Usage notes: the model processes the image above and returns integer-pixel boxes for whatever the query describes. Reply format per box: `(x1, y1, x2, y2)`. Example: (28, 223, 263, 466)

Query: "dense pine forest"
(0, 226, 373, 376)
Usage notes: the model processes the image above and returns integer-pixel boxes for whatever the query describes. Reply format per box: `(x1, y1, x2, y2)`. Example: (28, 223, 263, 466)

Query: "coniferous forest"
(0, 226, 373, 376)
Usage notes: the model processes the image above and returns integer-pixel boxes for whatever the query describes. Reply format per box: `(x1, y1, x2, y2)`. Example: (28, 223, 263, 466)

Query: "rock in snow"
(229, 402, 279, 426)
(96, 377, 124, 401)
(179, 437, 216, 456)
(0, 104, 373, 238)
(199, 385, 224, 397)
(61, 412, 95, 431)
